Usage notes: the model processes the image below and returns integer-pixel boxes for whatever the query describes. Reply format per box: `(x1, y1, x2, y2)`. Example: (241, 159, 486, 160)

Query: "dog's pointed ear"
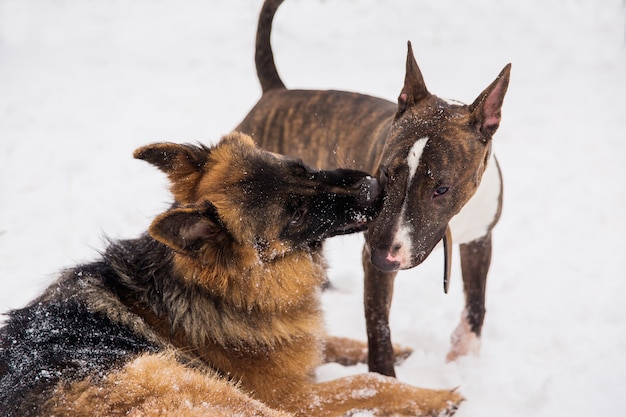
(134, 142, 210, 202)
(398, 41, 430, 113)
(469, 63, 512, 139)
(149, 203, 227, 254)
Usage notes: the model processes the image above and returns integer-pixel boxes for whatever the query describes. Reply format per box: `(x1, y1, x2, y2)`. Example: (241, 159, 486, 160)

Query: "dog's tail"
(255, 0, 286, 93)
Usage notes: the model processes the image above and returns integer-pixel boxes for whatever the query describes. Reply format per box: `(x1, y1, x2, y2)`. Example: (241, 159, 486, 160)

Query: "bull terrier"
(236, 0, 511, 376)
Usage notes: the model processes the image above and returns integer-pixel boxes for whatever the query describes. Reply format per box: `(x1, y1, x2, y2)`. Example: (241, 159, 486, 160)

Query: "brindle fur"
(0, 132, 461, 416)
(236, 0, 511, 375)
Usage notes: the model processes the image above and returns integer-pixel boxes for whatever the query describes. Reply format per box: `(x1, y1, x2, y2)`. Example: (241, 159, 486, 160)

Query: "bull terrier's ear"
(149, 203, 227, 254)
(398, 41, 430, 113)
(134, 142, 210, 202)
(469, 63, 512, 139)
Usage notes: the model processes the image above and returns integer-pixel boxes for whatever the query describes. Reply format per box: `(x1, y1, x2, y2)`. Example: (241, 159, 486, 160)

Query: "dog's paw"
(323, 336, 413, 366)
(323, 335, 368, 365)
(392, 343, 413, 365)
(433, 388, 464, 417)
(397, 386, 463, 417)
(446, 315, 481, 362)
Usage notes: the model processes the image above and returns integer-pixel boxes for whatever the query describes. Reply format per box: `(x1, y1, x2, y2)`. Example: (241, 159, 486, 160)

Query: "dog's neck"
(105, 234, 327, 353)
(171, 240, 327, 311)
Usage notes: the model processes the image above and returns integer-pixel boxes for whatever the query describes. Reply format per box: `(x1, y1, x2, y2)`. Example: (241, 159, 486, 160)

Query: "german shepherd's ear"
(469, 63, 511, 140)
(134, 142, 210, 202)
(149, 203, 227, 254)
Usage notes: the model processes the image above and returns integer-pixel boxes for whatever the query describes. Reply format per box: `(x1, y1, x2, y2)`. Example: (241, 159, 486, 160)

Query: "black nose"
(370, 247, 400, 272)
(354, 176, 380, 205)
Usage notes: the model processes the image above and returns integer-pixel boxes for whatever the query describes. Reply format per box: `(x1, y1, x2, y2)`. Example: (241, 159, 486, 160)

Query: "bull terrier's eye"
(434, 186, 449, 198)
(289, 208, 307, 227)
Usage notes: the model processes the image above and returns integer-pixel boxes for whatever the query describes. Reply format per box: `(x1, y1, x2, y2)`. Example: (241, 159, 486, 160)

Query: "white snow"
(1, 1, 625, 416)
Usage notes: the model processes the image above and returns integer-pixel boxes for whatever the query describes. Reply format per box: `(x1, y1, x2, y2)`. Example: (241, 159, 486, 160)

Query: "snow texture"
(1, 1, 625, 416)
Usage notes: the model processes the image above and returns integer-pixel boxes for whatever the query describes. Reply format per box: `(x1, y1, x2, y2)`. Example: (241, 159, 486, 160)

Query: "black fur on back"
(0, 297, 159, 416)
(0, 230, 259, 416)
(0, 235, 174, 417)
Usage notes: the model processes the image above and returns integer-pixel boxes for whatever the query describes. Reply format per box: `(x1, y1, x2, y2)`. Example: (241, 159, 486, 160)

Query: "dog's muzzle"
(332, 176, 381, 236)
(369, 247, 401, 272)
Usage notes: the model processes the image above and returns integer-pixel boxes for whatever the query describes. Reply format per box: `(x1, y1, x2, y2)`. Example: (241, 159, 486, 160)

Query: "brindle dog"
(0, 132, 462, 416)
(236, 0, 511, 375)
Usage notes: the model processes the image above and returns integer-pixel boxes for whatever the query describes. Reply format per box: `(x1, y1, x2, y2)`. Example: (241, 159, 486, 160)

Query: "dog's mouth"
(325, 212, 371, 238)
(368, 225, 453, 293)
(307, 175, 381, 240)
(334, 221, 368, 235)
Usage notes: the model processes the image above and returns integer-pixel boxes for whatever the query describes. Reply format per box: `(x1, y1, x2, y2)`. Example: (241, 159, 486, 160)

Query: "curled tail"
(256, 0, 286, 93)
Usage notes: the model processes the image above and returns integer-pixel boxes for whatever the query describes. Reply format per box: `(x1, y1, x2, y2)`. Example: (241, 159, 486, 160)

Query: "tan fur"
(44, 353, 291, 417)
(284, 375, 461, 417)
(160, 247, 328, 406)
(324, 336, 413, 367)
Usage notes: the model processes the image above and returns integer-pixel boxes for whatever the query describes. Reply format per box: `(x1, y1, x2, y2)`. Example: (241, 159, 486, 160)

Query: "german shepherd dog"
(0, 132, 462, 416)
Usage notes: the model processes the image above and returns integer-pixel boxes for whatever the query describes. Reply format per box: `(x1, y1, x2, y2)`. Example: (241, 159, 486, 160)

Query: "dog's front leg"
(447, 232, 492, 361)
(323, 335, 412, 366)
(283, 374, 462, 417)
(362, 243, 398, 376)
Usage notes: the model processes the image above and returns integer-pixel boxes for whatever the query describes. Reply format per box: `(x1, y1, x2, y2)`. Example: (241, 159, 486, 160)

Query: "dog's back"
(240, 0, 393, 173)
(0, 289, 158, 416)
(0, 235, 172, 416)
(239, 89, 394, 173)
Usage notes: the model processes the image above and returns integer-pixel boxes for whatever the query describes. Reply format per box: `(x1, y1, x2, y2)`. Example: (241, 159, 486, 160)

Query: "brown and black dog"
(0, 132, 462, 416)
(236, 0, 511, 376)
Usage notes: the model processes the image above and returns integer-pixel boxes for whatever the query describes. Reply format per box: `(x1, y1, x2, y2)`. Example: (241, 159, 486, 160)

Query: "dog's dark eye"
(434, 186, 449, 198)
(289, 208, 307, 227)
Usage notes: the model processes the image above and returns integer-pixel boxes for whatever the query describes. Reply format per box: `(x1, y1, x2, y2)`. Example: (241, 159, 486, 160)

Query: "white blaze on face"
(407, 137, 428, 184)
(386, 137, 429, 266)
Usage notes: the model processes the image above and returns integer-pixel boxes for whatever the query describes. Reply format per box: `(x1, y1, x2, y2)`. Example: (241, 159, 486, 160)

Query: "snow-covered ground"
(1, 1, 625, 415)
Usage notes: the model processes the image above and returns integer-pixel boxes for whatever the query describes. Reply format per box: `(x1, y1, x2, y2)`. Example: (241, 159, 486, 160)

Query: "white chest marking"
(449, 152, 501, 244)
